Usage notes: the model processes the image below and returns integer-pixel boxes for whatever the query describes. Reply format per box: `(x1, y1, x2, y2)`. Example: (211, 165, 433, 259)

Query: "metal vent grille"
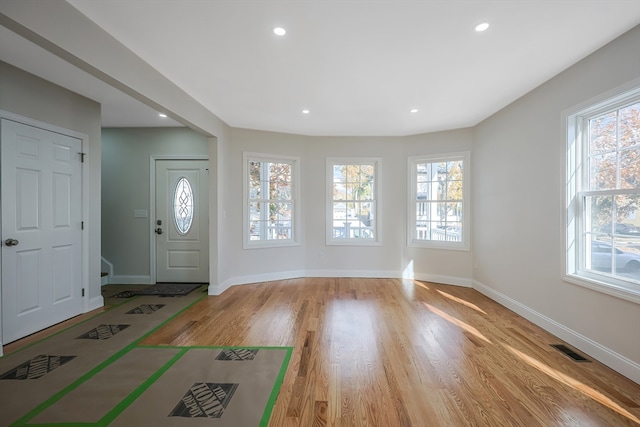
(551, 344, 591, 362)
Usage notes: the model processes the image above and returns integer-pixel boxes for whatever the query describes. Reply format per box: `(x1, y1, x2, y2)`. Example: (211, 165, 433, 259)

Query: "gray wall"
(216, 128, 474, 289)
(101, 127, 209, 281)
(472, 25, 640, 377)
(0, 61, 102, 307)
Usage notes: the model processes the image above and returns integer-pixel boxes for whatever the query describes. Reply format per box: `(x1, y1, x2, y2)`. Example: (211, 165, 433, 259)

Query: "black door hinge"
(79, 152, 86, 162)
(82, 288, 85, 297)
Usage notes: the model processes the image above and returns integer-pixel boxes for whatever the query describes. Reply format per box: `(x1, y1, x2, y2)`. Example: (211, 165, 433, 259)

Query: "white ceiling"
(2, 1, 640, 136)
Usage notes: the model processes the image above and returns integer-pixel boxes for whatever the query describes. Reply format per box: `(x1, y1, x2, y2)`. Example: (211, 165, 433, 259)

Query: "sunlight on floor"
(505, 344, 640, 424)
(435, 289, 487, 315)
(413, 280, 431, 291)
(423, 302, 492, 344)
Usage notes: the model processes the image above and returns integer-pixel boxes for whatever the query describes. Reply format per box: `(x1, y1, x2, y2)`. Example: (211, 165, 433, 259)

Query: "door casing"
(149, 155, 209, 284)
(0, 110, 90, 355)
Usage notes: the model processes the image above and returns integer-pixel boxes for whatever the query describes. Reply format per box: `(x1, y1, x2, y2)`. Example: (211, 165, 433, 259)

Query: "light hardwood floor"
(139, 278, 640, 426)
(4, 278, 639, 426)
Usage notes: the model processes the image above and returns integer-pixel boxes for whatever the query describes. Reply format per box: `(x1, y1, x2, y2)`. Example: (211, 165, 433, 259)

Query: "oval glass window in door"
(173, 177, 194, 234)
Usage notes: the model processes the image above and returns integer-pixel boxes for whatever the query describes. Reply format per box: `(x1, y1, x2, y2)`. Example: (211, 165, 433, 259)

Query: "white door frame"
(149, 155, 208, 284)
(0, 110, 90, 355)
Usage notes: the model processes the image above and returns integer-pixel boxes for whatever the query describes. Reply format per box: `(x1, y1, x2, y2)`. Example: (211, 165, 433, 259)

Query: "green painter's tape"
(97, 348, 189, 426)
(10, 292, 206, 427)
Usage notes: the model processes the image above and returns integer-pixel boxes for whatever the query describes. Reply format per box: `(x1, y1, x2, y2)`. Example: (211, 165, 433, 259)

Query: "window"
(408, 152, 470, 250)
(327, 158, 380, 245)
(565, 85, 640, 302)
(243, 153, 300, 248)
(173, 177, 194, 235)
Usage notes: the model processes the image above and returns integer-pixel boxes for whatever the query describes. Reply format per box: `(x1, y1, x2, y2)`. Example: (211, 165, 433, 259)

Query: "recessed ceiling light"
(302, 109, 310, 114)
(158, 113, 167, 118)
(475, 22, 490, 32)
(410, 109, 419, 113)
(274, 27, 286, 36)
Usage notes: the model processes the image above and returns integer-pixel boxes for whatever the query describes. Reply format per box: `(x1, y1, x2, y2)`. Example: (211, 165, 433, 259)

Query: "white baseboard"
(304, 269, 401, 279)
(210, 269, 471, 296)
(100, 274, 109, 286)
(109, 275, 153, 285)
(211, 270, 307, 295)
(412, 272, 472, 287)
(473, 279, 640, 384)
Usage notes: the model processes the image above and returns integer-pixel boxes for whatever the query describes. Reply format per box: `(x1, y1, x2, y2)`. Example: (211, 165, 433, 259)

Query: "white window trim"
(243, 152, 301, 249)
(563, 80, 640, 304)
(407, 152, 470, 251)
(326, 157, 382, 246)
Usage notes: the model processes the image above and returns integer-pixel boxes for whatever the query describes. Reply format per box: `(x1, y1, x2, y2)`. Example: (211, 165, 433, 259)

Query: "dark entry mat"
(111, 283, 204, 298)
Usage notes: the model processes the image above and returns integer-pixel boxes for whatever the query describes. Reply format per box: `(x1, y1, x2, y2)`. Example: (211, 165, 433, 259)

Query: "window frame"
(326, 157, 381, 246)
(407, 152, 470, 251)
(243, 152, 300, 249)
(564, 82, 640, 303)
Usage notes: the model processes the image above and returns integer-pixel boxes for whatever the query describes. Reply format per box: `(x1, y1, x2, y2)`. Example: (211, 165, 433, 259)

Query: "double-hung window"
(565, 85, 640, 301)
(243, 152, 300, 248)
(408, 152, 470, 250)
(327, 158, 380, 245)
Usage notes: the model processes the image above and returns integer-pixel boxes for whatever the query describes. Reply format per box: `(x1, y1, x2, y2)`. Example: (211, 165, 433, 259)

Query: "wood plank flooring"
(137, 278, 640, 426)
(4, 278, 638, 426)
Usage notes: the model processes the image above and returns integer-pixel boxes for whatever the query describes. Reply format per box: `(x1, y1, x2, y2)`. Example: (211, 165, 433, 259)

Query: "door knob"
(4, 238, 19, 246)
(155, 227, 163, 235)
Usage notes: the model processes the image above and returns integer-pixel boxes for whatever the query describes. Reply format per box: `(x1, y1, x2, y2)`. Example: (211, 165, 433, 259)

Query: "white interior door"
(155, 159, 209, 283)
(1, 118, 83, 344)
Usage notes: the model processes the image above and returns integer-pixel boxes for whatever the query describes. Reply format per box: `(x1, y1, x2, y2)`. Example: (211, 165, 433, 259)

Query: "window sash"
(408, 152, 469, 250)
(244, 153, 299, 248)
(327, 159, 380, 245)
(565, 85, 640, 302)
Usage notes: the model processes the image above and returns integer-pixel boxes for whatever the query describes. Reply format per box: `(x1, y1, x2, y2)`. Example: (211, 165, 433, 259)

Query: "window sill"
(563, 273, 640, 304)
(408, 241, 470, 251)
(326, 240, 381, 247)
(243, 241, 300, 250)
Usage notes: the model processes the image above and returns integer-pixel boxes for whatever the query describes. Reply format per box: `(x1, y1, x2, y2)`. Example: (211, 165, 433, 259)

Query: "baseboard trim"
(109, 275, 153, 285)
(412, 272, 472, 287)
(211, 270, 307, 295)
(210, 270, 471, 296)
(472, 279, 640, 384)
(304, 269, 401, 279)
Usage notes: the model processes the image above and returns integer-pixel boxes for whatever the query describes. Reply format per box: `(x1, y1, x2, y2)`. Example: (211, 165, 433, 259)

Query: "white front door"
(1, 118, 83, 344)
(155, 159, 209, 283)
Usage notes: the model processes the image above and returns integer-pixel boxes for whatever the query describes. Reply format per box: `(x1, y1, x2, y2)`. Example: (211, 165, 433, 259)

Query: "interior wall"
(101, 127, 209, 283)
(0, 61, 102, 308)
(472, 25, 640, 377)
(216, 127, 474, 292)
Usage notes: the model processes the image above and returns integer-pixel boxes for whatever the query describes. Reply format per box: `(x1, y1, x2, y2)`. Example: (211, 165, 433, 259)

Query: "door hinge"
(82, 288, 85, 297)
(79, 152, 86, 162)
(81, 221, 84, 230)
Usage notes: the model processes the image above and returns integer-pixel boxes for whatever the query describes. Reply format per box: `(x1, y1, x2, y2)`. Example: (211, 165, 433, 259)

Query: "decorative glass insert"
(173, 177, 194, 235)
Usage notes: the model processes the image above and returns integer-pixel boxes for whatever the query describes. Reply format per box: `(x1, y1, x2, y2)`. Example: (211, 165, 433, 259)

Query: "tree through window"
(327, 158, 380, 244)
(244, 153, 299, 248)
(565, 86, 640, 300)
(408, 152, 470, 250)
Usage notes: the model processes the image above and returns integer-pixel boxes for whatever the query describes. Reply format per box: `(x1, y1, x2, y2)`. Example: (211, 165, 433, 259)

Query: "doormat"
(0, 291, 292, 427)
(111, 283, 205, 298)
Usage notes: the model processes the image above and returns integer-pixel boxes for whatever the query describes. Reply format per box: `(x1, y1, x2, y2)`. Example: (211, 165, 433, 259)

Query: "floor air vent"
(551, 344, 591, 362)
